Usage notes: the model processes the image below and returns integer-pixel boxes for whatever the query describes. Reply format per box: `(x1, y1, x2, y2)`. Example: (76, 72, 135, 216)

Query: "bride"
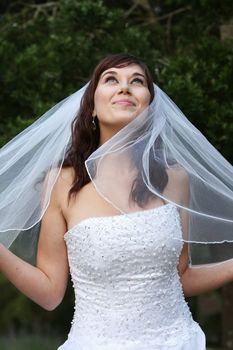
(0, 53, 233, 349)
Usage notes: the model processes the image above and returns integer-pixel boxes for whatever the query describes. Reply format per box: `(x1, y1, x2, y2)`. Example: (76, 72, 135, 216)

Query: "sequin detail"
(59, 203, 205, 350)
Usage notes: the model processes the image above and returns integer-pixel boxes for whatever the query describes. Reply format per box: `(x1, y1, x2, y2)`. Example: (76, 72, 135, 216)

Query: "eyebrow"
(101, 70, 146, 79)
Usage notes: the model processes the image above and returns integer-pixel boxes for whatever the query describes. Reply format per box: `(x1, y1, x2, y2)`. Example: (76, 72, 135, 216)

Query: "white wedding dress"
(58, 203, 206, 350)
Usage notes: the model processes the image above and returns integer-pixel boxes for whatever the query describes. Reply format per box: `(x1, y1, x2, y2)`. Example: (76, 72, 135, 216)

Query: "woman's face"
(93, 64, 151, 143)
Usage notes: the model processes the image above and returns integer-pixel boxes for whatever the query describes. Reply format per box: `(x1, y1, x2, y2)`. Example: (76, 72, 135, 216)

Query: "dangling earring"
(91, 117, 97, 131)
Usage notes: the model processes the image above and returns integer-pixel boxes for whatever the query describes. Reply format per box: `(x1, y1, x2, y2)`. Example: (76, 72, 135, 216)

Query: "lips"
(113, 99, 135, 106)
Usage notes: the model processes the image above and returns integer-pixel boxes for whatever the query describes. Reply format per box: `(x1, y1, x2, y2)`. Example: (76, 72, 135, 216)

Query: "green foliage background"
(0, 0, 233, 347)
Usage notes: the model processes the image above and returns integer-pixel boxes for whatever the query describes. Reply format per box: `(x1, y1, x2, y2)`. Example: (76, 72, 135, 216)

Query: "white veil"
(0, 83, 232, 264)
(86, 85, 233, 264)
(0, 85, 87, 260)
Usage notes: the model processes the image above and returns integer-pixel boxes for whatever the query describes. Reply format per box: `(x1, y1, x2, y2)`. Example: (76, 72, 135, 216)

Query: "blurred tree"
(0, 0, 232, 347)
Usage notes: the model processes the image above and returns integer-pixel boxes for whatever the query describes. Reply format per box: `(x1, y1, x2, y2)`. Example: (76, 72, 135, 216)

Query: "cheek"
(94, 87, 111, 113)
(94, 90, 101, 107)
(139, 91, 151, 108)
(93, 95, 102, 116)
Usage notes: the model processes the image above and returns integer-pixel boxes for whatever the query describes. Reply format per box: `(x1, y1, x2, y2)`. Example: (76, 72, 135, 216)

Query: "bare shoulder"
(56, 166, 74, 187)
(56, 167, 75, 199)
(166, 165, 189, 186)
(43, 167, 75, 207)
(166, 166, 189, 205)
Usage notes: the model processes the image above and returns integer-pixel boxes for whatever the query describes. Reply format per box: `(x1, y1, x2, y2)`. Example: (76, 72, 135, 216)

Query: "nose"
(118, 82, 130, 94)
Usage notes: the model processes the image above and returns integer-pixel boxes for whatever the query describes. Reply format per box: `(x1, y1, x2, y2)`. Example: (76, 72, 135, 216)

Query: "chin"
(114, 117, 136, 129)
(115, 112, 138, 123)
(99, 113, 139, 132)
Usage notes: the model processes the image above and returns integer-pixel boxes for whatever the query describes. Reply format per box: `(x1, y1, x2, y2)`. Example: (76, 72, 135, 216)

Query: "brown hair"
(63, 53, 167, 206)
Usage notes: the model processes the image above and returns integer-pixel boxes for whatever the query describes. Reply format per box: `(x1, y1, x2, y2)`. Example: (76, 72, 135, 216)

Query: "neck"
(98, 123, 126, 146)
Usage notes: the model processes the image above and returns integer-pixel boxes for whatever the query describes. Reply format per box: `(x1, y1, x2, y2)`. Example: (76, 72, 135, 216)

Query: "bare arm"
(0, 177, 69, 311)
(177, 170, 233, 296)
(179, 244, 233, 297)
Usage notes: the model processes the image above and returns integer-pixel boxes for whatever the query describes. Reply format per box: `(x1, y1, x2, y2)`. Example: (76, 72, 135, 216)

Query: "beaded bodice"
(63, 203, 199, 350)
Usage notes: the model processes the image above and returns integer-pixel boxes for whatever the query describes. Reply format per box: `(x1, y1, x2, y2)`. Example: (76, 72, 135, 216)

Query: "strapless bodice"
(58, 203, 205, 350)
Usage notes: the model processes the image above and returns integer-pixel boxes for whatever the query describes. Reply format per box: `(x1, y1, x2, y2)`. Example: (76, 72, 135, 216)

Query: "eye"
(104, 76, 118, 83)
(131, 78, 144, 85)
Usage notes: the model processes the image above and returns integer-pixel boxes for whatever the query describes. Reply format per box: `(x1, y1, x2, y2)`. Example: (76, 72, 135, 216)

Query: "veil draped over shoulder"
(0, 84, 232, 265)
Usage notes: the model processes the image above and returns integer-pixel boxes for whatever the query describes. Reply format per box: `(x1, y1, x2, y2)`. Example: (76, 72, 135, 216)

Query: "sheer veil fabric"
(0, 84, 232, 264)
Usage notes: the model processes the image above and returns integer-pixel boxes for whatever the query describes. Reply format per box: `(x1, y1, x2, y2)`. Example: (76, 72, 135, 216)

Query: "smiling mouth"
(113, 100, 135, 106)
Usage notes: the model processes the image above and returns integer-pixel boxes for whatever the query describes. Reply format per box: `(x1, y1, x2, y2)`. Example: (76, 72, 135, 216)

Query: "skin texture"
(0, 65, 233, 311)
(93, 64, 151, 144)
